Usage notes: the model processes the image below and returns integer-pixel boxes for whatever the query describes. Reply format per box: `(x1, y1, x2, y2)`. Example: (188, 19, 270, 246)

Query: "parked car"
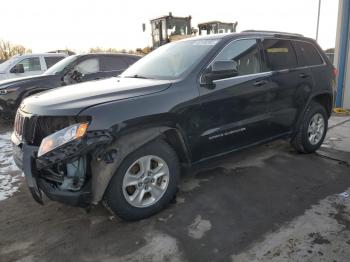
(0, 53, 141, 118)
(0, 53, 67, 81)
(12, 31, 335, 221)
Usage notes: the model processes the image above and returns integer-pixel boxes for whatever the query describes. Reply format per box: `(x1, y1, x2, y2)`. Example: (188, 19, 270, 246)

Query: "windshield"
(121, 39, 220, 80)
(44, 55, 78, 75)
(0, 56, 19, 72)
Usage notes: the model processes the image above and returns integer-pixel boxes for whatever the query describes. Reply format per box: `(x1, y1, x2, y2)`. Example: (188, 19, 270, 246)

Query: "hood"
(21, 77, 172, 115)
(0, 74, 51, 89)
(0, 73, 7, 81)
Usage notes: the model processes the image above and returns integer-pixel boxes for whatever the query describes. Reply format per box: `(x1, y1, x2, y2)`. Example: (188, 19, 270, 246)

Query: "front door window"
(14, 57, 41, 72)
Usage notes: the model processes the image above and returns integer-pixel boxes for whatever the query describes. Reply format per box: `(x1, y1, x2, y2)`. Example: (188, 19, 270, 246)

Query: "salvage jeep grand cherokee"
(12, 31, 335, 221)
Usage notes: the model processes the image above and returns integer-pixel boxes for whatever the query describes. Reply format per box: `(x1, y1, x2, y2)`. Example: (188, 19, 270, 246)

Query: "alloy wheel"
(122, 155, 170, 208)
(307, 113, 325, 145)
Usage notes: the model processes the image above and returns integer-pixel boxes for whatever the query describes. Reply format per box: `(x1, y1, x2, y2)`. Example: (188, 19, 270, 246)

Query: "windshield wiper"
(124, 74, 153, 79)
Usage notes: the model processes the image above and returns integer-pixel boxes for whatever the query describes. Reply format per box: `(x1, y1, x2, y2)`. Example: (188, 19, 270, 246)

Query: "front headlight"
(0, 89, 8, 95)
(0, 87, 16, 95)
(38, 122, 89, 157)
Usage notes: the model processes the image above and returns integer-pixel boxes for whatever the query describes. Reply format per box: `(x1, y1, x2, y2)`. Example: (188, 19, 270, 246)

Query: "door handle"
(299, 73, 309, 78)
(253, 80, 267, 87)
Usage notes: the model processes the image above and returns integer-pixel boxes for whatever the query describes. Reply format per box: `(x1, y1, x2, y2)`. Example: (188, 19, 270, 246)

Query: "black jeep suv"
(0, 53, 140, 119)
(12, 31, 335, 221)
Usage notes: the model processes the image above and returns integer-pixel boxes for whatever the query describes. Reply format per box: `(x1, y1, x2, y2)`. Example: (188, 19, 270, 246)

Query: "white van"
(0, 53, 67, 81)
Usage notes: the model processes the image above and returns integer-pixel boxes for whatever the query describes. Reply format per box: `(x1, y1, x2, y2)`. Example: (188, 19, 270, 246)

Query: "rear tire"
(104, 139, 180, 221)
(291, 101, 328, 153)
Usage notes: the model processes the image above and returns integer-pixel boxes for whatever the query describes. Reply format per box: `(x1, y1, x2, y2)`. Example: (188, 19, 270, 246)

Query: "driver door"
(198, 38, 273, 159)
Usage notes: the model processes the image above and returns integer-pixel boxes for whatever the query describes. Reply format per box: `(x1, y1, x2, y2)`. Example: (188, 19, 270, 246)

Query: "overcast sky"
(0, 0, 339, 53)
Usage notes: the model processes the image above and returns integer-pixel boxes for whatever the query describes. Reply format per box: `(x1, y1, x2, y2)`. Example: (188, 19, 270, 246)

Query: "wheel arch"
(312, 93, 333, 118)
(90, 125, 191, 204)
(18, 87, 50, 107)
(293, 91, 333, 134)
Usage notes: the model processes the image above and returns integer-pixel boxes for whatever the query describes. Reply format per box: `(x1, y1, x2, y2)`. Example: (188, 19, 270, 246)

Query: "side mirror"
(201, 60, 238, 88)
(10, 64, 25, 74)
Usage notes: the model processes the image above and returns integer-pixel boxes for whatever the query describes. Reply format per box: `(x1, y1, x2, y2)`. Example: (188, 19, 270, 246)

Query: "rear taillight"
(333, 67, 338, 78)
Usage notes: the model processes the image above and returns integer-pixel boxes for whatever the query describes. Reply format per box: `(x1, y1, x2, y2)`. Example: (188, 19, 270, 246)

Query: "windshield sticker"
(192, 40, 219, 46)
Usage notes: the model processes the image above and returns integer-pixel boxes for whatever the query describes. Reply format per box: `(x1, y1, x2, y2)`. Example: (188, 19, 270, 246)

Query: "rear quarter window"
(262, 39, 298, 71)
(293, 41, 324, 66)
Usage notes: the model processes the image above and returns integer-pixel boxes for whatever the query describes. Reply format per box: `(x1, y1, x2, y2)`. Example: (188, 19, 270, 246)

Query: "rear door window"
(293, 41, 324, 66)
(44, 56, 65, 69)
(100, 56, 128, 72)
(262, 39, 297, 71)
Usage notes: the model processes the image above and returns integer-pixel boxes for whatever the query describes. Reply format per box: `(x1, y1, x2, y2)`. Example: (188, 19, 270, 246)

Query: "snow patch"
(0, 131, 22, 201)
(188, 215, 212, 239)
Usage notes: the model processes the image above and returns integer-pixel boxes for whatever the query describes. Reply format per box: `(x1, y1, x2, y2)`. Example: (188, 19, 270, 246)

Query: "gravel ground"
(0, 116, 349, 262)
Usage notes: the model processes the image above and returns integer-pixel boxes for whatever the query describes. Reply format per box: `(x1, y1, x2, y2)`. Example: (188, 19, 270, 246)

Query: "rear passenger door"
(198, 38, 272, 159)
(261, 38, 313, 135)
(99, 55, 129, 78)
(293, 40, 330, 95)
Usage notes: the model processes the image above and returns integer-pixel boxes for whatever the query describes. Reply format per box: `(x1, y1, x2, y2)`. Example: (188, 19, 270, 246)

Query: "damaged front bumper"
(12, 131, 112, 207)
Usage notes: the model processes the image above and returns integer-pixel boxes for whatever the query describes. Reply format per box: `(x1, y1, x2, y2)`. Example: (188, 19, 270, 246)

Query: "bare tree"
(0, 39, 31, 61)
(89, 47, 136, 54)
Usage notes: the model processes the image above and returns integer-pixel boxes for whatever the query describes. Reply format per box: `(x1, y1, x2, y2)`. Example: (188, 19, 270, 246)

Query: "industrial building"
(334, 0, 350, 108)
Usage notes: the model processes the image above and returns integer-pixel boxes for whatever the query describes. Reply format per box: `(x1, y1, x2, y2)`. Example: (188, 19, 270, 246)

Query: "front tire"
(104, 139, 180, 221)
(291, 101, 328, 153)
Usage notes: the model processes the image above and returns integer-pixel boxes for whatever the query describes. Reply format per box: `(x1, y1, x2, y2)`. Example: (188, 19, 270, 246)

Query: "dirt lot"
(0, 116, 350, 262)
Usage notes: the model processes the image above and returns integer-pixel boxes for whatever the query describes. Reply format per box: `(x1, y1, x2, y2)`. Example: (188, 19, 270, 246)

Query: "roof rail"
(242, 30, 303, 37)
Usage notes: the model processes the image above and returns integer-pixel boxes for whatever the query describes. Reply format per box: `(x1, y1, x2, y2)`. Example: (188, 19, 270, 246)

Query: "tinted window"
(74, 58, 100, 74)
(262, 39, 297, 70)
(124, 56, 140, 66)
(100, 56, 128, 71)
(45, 56, 65, 69)
(293, 41, 324, 66)
(15, 57, 41, 72)
(213, 39, 262, 76)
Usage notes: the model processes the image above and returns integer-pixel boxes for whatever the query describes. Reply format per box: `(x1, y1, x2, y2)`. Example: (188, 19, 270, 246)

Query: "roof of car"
(241, 30, 303, 37)
(198, 21, 236, 26)
(181, 30, 313, 43)
(17, 53, 67, 57)
(76, 53, 141, 58)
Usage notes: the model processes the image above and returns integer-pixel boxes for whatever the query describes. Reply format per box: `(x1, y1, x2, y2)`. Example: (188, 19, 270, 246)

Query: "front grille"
(14, 111, 25, 139)
(14, 113, 90, 145)
(32, 116, 80, 145)
(14, 110, 36, 143)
